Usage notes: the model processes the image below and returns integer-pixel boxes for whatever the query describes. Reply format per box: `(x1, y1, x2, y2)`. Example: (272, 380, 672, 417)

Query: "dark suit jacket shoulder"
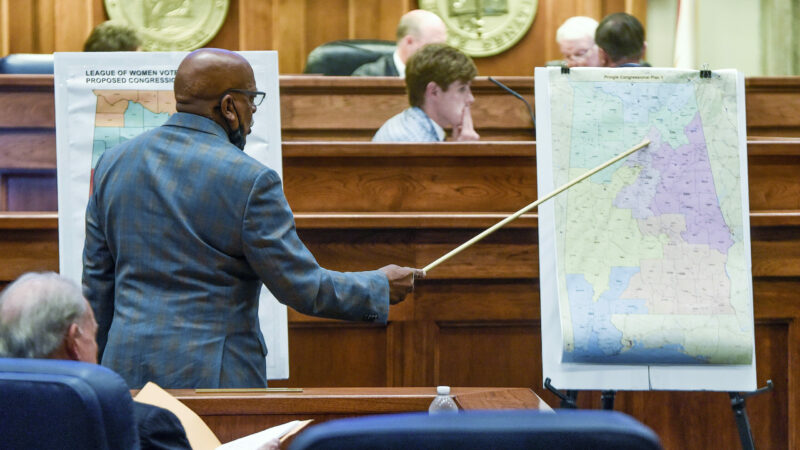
(133, 402, 191, 450)
(351, 54, 399, 76)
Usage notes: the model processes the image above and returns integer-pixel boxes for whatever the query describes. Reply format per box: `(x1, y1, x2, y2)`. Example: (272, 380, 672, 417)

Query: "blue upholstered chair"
(0, 53, 55, 74)
(289, 409, 662, 450)
(303, 39, 395, 76)
(0, 358, 139, 450)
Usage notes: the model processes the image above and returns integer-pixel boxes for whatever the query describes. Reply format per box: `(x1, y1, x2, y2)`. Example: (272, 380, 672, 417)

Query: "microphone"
(488, 76, 535, 134)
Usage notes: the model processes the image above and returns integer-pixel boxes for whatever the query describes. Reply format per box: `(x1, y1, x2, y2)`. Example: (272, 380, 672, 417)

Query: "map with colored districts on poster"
(536, 67, 754, 366)
(92, 90, 176, 169)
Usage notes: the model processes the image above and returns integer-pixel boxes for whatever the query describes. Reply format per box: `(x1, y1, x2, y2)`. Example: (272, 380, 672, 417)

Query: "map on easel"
(535, 67, 755, 391)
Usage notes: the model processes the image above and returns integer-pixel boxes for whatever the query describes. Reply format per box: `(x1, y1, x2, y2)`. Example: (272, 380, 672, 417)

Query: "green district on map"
(92, 90, 176, 168)
(546, 69, 753, 365)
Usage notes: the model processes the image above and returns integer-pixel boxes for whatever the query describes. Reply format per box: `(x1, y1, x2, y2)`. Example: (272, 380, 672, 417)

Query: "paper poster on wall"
(535, 66, 756, 391)
(53, 51, 289, 379)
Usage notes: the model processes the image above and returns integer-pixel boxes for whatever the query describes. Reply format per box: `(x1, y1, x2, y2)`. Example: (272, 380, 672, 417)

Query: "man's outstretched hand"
(380, 265, 426, 304)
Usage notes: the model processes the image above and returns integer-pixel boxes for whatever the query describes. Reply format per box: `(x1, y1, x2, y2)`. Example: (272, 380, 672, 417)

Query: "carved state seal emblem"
(104, 0, 229, 51)
(419, 0, 538, 57)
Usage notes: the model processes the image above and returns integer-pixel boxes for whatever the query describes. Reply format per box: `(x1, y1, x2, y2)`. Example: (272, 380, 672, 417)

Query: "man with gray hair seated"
(0, 272, 192, 450)
(556, 16, 602, 68)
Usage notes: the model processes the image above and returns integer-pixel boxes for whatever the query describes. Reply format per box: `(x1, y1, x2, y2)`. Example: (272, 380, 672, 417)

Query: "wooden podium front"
(165, 387, 550, 443)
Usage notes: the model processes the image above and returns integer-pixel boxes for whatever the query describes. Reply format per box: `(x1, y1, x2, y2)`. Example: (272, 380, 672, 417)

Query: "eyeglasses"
(225, 89, 266, 106)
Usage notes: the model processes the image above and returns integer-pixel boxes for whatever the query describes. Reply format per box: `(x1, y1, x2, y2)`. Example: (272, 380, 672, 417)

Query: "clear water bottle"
(428, 385, 459, 414)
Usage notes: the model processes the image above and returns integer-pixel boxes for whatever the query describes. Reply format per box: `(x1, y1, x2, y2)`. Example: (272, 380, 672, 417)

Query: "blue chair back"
(0, 358, 139, 450)
(289, 409, 662, 450)
(0, 53, 55, 74)
(304, 39, 395, 75)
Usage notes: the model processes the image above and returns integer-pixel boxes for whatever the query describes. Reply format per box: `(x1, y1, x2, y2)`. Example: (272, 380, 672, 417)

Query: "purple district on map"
(613, 113, 734, 254)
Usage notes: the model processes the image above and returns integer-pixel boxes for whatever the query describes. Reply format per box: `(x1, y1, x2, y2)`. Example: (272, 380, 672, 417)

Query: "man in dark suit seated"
(595, 12, 650, 68)
(0, 272, 192, 450)
(352, 9, 447, 77)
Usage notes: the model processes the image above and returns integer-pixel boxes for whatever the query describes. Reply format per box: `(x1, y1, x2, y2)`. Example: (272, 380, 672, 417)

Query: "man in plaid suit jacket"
(83, 48, 422, 389)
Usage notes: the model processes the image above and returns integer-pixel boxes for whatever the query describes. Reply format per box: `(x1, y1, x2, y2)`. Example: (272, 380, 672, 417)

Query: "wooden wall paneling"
(6, 0, 34, 54)
(268, 323, 388, 388)
(746, 79, 800, 138)
(748, 146, 800, 211)
(747, 320, 791, 449)
(753, 278, 800, 450)
(347, 0, 410, 40)
(415, 241, 537, 280)
(751, 226, 800, 278)
(385, 320, 402, 385)
(436, 321, 541, 388)
(305, 0, 349, 55)
(0, 130, 56, 169)
(205, 0, 242, 51)
(91, 0, 106, 27)
(295, 228, 416, 266)
(53, 0, 94, 52)
(600, 0, 643, 18)
(0, 0, 8, 55)
(0, 172, 7, 210)
(238, 0, 274, 51)
(283, 156, 537, 213)
(34, 0, 56, 53)
(397, 318, 437, 386)
(274, 0, 307, 75)
(5, 172, 56, 210)
(790, 315, 800, 450)
(414, 280, 539, 322)
(0, 216, 58, 281)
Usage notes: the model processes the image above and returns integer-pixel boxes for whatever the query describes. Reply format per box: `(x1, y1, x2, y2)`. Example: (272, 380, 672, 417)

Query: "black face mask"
(220, 96, 247, 150)
(228, 121, 246, 151)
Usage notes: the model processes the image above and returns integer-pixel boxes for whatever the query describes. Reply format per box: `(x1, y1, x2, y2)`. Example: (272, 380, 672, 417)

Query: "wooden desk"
(0, 136, 798, 447)
(164, 387, 549, 443)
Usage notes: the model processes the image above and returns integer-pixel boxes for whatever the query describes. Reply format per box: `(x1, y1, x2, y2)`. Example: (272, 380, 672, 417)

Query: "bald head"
(396, 10, 448, 63)
(174, 48, 256, 117)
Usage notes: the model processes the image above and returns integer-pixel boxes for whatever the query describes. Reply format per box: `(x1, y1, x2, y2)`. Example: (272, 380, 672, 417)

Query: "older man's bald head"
(174, 48, 255, 114)
(396, 10, 447, 64)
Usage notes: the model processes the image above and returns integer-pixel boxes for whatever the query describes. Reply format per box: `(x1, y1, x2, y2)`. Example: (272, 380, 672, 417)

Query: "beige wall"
(647, 0, 765, 76)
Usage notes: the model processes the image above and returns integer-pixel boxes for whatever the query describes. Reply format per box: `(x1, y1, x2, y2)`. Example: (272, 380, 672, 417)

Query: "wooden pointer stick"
(422, 139, 651, 273)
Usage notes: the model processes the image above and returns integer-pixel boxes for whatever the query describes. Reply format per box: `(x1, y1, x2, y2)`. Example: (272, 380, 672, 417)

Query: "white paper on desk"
(216, 420, 308, 450)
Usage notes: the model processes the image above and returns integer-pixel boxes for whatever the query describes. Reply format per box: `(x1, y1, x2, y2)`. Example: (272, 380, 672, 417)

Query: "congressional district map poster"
(535, 67, 756, 391)
(54, 51, 290, 379)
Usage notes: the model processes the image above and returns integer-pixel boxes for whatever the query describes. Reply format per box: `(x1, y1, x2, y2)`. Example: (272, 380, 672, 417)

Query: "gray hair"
(556, 16, 598, 43)
(0, 272, 87, 358)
